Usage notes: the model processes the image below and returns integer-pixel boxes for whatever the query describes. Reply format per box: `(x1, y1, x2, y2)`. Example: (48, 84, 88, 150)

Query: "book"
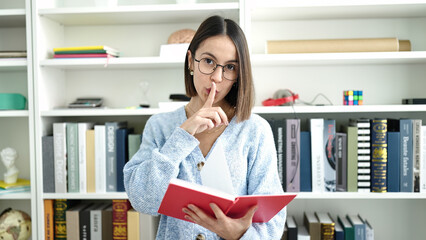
(333, 215, 344, 240)
(66, 203, 93, 240)
(90, 203, 113, 240)
(315, 212, 335, 240)
(0, 178, 30, 189)
(112, 199, 131, 240)
(44, 199, 54, 240)
(127, 209, 140, 240)
(128, 133, 142, 160)
(387, 119, 400, 192)
(54, 122, 68, 193)
(370, 119, 388, 192)
(53, 45, 118, 52)
(421, 126, 426, 193)
(66, 122, 79, 193)
(158, 178, 296, 223)
(323, 119, 336, 192)
(266, 38, 399, 54)
(412, 119, 422, 192)
(86, 129, 96, 193)
(300, 131, 312, 192)
(80, 203, 96, 240)
(286, 215, 298, 240)
(0, 186, 30, 195)
(335, 132, 348, 192)
(350, 118, 371, 192)
(54, 53, 118, 58)
(402, 98, 426, 104)
(54, 49, 119, 56)
(285, 119, 300, 192)
(268, 118, 285, 186)
(95, 125, 107, 193)
(54, 199, 72, 240)
(346, 126, 358, 192)
(400, 119, 414, 192)
(358, 216, 374, 240)
(116, 128, 133, 192)
(297, 225, 310, 240)
(304, 212, 320, 240)
(105, 121, 127, 192)
(338, 215, 354, 240)
(0, 50, 27, 58)
(78, 122, 95, 193)
(346, 215, 366, 240)
(42, 135, 55, 193)
(310, 118, 325, 192)
(139, 214, 159, 240)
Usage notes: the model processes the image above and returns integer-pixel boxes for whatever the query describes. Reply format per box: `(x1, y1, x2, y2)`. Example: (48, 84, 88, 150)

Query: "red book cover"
(112, 199, 131, 240)
(53, 53, 117, 58)
(158, 178, 297, 223)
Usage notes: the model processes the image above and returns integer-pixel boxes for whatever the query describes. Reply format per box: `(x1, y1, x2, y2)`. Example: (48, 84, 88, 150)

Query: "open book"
(158, 178, 297, 223)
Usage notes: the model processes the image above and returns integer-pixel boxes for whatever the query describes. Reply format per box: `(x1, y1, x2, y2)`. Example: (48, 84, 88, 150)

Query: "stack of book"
(0, 178, 30, 195)
(53, 46, 119, 58)
(0, 50, 27, 58)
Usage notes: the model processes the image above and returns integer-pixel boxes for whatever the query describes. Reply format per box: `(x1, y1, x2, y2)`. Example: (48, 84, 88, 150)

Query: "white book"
(421, 126, 426, 193)
(140, 213, 160, 240)
(53, 122, 68, 193)
(310, 118, 325, 192)
(95, 125, 106, 193)
(297, 225, 310, 240)
(78, 122, 94, 193)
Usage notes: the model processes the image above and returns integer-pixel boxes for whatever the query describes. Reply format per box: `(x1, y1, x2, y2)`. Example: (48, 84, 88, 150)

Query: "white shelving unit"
(28, 0, 426, 239)
(0, 0, 36, 239)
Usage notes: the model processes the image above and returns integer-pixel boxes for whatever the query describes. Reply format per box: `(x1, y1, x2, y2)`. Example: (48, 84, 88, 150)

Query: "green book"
(128, 133, 142, 160)
(66, 123, 79, 193)
(346, 126, 358, 192)
(54, 199, 70, 240)
(337, 215, 354, 240)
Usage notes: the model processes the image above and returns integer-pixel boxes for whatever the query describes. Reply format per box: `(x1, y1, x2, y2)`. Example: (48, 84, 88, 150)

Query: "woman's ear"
(187, 50, 193, 71)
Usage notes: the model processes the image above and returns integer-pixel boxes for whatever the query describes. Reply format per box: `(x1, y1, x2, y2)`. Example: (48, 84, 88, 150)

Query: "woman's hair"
(184, 15, 254, 122)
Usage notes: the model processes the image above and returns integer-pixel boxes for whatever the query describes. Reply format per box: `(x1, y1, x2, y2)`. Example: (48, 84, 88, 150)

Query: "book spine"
(106, 122, 119, 192)
(95, 125, 106, 193)
(276, 120, 285, 186)
(86, 130, 96, 193)
(346, 126, 358, 192)
(321, 223, 335, 240)
(413, 119, 422, 192)
(371, 119, 388, 192)
(128, 134, 142, 160)
(127, 209, 140, 240)
(112, 199, 131, 240)
(66, 123, 79, 193)
(44, 199, 54, 240)
(323, 119, 336, 192)
(286, 119, 300, 192)
(310, 118, 325, 192)
(116, 128, 130, 192)
(90, 209, 102, 240)
(53, 123, 68, 193)
(42, 136, 55, 193)
(335, 133, 347, 192)
(400, 119, 414, 192)
(355, 119, 371, 192)
(300, 131, 312, 192)
(387, 132, 401, 192)
(421, 126, 426, 193)
(266, 38, 399, 54)
(80, 208, 91, 240)
(54, 199, 69, 240)
(78, 123, 94, 193)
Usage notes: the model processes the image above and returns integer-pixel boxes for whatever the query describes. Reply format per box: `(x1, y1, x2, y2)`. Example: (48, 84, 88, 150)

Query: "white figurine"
(1, 148, 19, 184)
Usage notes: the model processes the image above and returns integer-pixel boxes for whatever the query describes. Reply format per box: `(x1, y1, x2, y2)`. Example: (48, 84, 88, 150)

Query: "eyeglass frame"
(193, 58, 239, 82)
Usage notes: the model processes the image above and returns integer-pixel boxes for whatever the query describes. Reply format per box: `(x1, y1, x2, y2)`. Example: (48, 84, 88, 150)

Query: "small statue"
(0, 208, 31, 240)
(1, 148, 19, 184)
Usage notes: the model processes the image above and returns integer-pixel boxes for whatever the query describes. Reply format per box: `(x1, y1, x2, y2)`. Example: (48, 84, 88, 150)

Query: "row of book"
(267, 117, 426, 193)
(42, 121, 141, 193)
(53, 45, 119, 58)
(284, 212, 373, 240)
(0, 50, 27, 58)
(0, 178, 30, 195)
(44, 199, 159, 240)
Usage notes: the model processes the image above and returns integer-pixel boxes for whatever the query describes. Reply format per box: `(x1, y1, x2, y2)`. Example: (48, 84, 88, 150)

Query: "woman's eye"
(204, 58, 214, 65)
(226, 64, 236, 71)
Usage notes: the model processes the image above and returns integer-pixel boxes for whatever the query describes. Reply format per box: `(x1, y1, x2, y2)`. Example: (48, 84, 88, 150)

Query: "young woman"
(124, 15, 285, 239)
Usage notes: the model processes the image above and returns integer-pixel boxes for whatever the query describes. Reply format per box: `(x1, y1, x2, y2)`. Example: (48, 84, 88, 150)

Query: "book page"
(201, 140, 235, 195)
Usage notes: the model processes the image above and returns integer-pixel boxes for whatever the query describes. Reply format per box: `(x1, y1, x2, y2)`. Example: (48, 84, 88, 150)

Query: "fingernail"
(182, 208, 187, 213)
(188, 204, 194, 210)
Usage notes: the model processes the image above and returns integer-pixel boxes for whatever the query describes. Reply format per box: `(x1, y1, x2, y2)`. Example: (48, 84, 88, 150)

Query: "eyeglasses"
(194, 58, 239, 81)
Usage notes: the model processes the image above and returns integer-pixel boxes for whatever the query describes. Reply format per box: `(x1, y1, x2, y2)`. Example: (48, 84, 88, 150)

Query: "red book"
(112, 199, 131, 240)
(53, 53, 117, 58)
(158, 178, 297, 223)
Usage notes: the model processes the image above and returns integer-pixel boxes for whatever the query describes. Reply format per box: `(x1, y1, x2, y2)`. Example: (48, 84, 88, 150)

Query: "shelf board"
(295, 192, 426, 199)
(0, 58, 27, 70)
(38, 3, 239, 25)
(40, 57, 184, 69)
(43, 192, 128, 200)
(41, 108, 171, 117)
(0, 9, 26, 27)
(0, 192, 31, 200)
(252, 0, 426, 21)
(251, 51, 426, 66)
(0, 110, 29, 117)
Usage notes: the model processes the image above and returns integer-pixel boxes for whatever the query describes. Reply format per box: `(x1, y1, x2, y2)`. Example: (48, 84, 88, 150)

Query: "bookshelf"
(29, 0, 426, 239)
(0, 0, 36, 239)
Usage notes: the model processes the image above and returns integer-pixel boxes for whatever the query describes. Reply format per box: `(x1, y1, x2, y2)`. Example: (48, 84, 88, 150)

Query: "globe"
(0, 208, 31, 240)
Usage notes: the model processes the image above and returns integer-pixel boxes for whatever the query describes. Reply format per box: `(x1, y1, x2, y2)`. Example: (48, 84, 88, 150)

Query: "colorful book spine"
(86, 129, 96, 193)
(335, 133, 347, 192)
(412, 119, 422, 192)
(371, 119, 388, 192)
(54, 53, 117, 58)
(323, 119, 336, 192)
(300, 131, 312, 192)
(112, 199, 131, 240)
(350, 119, 371, 192)
(53, 45, 117, 52)
(285, 119, 300, 192)
(54, 199, 70, 240)
(346, 215, 366, 240)
(400, 119, 413, 192)
(44, 199, 54, 240)
(310, 118, 325, 192)
(66, 123, 79, 193)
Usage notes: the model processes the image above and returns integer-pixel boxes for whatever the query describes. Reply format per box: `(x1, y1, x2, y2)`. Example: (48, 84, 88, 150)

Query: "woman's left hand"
(182, 203, 258, 240)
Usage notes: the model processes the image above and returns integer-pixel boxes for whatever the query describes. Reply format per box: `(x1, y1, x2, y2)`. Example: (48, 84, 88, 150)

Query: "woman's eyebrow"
(200, 52, 238, 63)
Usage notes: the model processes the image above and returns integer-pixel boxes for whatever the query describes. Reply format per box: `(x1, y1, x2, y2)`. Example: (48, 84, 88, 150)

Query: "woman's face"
(188, 35, 238, 106)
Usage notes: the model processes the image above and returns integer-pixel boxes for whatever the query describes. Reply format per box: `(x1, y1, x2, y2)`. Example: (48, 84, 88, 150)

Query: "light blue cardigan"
(123, 106, 286, 239)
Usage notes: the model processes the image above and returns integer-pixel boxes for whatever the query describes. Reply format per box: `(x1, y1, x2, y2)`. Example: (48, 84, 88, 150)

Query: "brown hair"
(184, 15, 254, 122)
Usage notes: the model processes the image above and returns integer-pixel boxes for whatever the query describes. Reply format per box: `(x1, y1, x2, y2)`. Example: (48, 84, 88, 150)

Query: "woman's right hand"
(180, 82, 229, 136)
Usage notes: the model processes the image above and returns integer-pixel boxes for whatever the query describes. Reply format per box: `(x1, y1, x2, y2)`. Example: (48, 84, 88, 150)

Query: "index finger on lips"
(203, 82, 216, 108)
